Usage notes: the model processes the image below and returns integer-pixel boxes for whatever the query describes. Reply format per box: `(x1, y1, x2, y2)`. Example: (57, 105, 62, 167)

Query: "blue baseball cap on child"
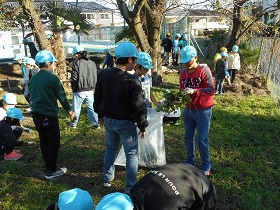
(232, 45, 239, 52)
(180, 45, 197, 63)
(35, 50, 58, 63)
(115, 42, 138, 59)
(57, 188, 94, 210)
(137, 52, 154, 69)
(96, 192, 134, 210)
(6, 108, 24, 120)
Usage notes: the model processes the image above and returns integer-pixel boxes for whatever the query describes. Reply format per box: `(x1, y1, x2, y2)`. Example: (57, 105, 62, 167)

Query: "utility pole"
(76, 0, 81, 45)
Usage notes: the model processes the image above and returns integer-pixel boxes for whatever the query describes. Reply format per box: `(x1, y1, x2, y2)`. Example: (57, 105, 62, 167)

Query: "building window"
(100, 13, 109, 19)
(87, 14, 94, 19)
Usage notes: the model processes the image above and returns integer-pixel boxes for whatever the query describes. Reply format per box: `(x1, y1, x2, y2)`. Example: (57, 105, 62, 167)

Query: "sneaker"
(202, 165, 211, 176)
(25, 107, 31, 112)
(45, 167, 67, 179)
(173, 122, 179, 126)
(4, 152, 23, 160)
(66, 122, 76, 129)
(103, 182, 112, 187)
(92, 125, 101, 129)
(215, 91, 219, 95)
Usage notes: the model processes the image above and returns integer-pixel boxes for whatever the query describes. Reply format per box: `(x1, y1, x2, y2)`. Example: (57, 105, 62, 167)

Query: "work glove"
(183, 87, 196, 95)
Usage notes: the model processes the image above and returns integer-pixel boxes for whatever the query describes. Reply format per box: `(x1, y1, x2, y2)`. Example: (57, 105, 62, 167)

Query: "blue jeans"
(72, 90, 98, 127)
(103, 117, 138, 193)
(183, 107, 212, 170)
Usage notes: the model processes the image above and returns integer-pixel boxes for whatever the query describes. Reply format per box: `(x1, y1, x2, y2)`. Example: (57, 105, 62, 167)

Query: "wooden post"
(7, 77, 11, 92)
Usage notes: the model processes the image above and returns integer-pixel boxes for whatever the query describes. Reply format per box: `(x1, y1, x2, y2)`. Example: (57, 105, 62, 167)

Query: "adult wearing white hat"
(94, 42, 148, 193)
(29, 50, 76, 179)
(179, 45, 215, 176)
(134, 52, 158, 108)
(65, 45, 99, 129)
(96, 163, 216, 210)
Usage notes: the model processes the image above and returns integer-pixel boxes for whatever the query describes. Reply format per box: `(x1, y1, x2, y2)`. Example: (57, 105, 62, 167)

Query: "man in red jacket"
(179, 46, 215, 176)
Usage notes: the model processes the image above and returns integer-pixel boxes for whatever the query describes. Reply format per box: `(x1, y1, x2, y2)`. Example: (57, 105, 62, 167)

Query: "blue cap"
(73, 45, 85, 54)
(21, 57, 29, 64)
(35, 50, 58, 63)
(232, 45, 239, 52)
(137, 52, 154, 69)
(175, 33, 180, 38)
(221, 52, 228, 57)
(58, 188, 94, 210)
(115, 42, 138, 59)
(6, 108, 24, 120)
(180, 46, 197, 63)
(13, 53, 24, 60)
(96, 192, 134, 210)
(183, 34, 187, 39)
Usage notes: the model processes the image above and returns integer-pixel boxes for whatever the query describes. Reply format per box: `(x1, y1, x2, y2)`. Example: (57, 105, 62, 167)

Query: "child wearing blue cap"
(215, 51, 228, 95)
(179, 45, 215, 176)
(29, 50, 77, 179)
(0, 108, 35, 161)
(102, 49, 114, 70)
(227, 45, 240, 84)
(134, 52, 158, 108)
(45, 188, 94, 210)
(94, 42, 148, 193)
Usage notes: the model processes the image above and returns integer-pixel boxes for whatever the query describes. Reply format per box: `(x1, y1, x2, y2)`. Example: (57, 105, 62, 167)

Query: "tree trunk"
(18, 0, 51, 51)
(49, 32, 66, 80)
(117, 0, 166, 85)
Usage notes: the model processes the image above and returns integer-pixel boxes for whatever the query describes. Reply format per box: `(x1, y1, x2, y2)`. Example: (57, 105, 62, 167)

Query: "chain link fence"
(250, 37, 280, 97)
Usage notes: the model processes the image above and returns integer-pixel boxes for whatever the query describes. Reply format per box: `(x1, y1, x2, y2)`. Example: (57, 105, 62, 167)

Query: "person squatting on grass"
(96, 163, 217, 210)
(0, 108, 35, 161)
(28, 50, 76, 180)
(64, 45, 99, 129)
(93, 42, 148, 193)
(45, 188, 94, 210)
(179, 45, 215, 176)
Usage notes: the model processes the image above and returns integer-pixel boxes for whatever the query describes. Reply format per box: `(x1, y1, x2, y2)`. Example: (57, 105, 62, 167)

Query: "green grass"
(0, 73, 280, 210)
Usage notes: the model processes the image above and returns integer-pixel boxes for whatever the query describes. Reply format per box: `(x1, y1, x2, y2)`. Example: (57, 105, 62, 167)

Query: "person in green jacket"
(28, 50, 76, 179)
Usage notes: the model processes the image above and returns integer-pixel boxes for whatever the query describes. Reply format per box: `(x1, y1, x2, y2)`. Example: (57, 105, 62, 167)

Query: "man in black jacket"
(161, 32, 173, 66)
(66, 45, 99, 129)
(96, 163, 217, 210)
(94, 42, 148, 193)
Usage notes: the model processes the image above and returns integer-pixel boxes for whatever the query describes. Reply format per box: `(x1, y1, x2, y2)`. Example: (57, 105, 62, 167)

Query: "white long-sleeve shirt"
(227, 51, 240, 70)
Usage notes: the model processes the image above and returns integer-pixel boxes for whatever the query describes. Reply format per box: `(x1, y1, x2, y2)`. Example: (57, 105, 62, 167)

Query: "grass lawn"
(0, 73, 279, 210)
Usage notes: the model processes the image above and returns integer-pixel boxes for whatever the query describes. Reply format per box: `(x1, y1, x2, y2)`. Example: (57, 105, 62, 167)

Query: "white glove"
(183, 87, 196, 95)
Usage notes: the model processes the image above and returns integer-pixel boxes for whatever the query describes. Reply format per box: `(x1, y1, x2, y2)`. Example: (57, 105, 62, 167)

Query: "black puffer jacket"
(71, 59, 98, 92)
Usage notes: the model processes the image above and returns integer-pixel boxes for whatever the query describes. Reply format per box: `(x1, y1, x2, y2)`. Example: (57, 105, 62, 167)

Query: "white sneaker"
(45, 167, 67, 179)
(26, 107, 31, 112)
(103, 182, 112, 187)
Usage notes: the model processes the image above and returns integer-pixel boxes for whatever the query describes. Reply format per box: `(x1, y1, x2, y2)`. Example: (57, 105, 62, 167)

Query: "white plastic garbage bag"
(114, 107, 166, 168)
